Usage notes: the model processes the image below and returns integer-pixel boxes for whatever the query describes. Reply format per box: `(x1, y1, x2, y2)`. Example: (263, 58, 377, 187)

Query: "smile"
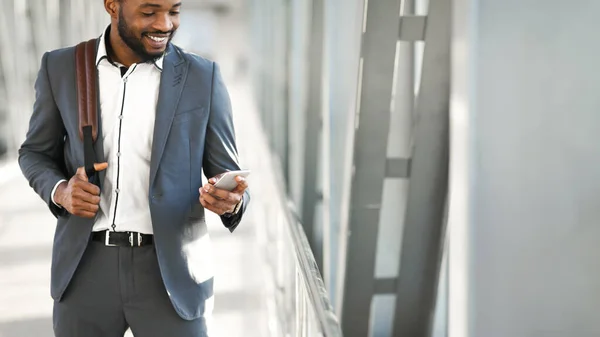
(147, 35, 168, 43)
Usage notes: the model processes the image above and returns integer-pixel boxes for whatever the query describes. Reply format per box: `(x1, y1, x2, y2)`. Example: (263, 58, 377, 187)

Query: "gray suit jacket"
(18, 40, 249, 320)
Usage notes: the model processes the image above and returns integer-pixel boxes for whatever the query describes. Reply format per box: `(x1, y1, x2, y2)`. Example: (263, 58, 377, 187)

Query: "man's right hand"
(55, 163, 108, 218)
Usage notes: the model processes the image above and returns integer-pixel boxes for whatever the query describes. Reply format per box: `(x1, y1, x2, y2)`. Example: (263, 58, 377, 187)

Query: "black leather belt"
(91, 230, 153, 247)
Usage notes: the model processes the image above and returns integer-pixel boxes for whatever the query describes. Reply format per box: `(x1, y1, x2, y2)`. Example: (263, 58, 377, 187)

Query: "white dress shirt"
(52, 28, 162, 234)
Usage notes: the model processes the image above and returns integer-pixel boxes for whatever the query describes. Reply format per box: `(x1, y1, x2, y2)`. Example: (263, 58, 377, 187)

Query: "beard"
(117, 8, 176, 63)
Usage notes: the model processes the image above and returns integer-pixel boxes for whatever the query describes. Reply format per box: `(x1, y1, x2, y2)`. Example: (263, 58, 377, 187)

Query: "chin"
(148, 49, 165, 57)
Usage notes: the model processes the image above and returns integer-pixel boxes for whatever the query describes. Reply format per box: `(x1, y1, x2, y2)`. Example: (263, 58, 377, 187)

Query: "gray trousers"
(53, 239, 208, 337)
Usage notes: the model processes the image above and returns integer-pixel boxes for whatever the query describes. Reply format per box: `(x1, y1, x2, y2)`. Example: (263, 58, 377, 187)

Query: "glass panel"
(369, 295, 396, 337)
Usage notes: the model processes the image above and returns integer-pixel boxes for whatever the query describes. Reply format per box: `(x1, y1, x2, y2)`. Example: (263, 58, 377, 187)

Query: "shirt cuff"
(232, 198, 243, 214)
(51, 179, 67, 207)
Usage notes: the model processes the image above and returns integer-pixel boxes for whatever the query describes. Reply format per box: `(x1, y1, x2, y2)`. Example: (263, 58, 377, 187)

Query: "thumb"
(75, 166, 89, 180)
(231, 176, 248, 193)
(76, 163, 108, 180)
(94, 162, 108, 172)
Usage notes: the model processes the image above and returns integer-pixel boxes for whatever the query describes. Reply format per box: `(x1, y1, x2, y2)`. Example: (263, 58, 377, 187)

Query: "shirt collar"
(96, 25, 164, 72)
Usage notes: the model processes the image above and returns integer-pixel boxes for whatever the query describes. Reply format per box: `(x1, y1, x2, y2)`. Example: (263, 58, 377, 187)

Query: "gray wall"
(450, 1, 600, 336)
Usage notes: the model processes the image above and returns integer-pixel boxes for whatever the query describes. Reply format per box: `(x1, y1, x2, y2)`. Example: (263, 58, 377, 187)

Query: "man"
(18, 0, 249, 336)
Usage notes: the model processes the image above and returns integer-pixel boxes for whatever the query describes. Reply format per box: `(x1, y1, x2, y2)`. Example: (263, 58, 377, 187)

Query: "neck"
(108, 25, 142, 67)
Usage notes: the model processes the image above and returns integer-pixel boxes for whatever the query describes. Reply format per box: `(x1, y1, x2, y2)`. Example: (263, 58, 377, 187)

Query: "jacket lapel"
(150, 44, 188, 185)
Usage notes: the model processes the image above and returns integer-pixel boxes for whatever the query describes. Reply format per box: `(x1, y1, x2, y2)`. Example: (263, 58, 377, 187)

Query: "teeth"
(148, 35, 167, 42)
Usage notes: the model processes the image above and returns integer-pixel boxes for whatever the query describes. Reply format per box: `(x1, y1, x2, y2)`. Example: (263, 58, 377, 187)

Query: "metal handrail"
(258, 150, 343, 337)
(284, 200, 343, 337)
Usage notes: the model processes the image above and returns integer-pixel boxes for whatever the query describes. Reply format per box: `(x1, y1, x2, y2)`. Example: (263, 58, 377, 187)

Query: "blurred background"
(3, 0, 600, 337)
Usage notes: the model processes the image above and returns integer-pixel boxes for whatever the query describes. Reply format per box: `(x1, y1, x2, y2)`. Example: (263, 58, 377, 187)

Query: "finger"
(76, 163, 108, 180)
(203, 183, 234, 201)
(200, 196, 212, 210)
(201, 183, 226, 200)
(75, 166, 88, 181)
(73, 199, 99, 213)
(76, 180, 101, 196)
(200, 184, 211, 199)
(200, 195, 223, 215)
(80, 202, 100, 213)
(201, 183, 213, 193)
(94, 162, 108, 172)
(231, 176, 248, 193)
(201, 193, 230, 214)
(201, 192, 228, 210)
(73, 189, 101, 205)
(208, 172, 227, 185)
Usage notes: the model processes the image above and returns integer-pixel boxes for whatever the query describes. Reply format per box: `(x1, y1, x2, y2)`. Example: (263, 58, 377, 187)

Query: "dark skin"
(200, 175, 248, 215)
(104, 0, 181, 66)
(55, 163, 108, 218)
(55, 0, 247, 217)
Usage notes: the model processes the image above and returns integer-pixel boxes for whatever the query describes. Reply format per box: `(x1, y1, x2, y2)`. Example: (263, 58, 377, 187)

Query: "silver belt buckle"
(105, 230, 117, 247)
(128, 232, 143, 247)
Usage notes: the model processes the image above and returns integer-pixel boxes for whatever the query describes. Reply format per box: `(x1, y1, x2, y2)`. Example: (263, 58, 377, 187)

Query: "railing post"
(337, 0, 402, 334)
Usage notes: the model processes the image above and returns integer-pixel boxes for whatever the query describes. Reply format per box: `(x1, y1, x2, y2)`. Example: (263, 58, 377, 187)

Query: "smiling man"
(18, 0, 249, 336)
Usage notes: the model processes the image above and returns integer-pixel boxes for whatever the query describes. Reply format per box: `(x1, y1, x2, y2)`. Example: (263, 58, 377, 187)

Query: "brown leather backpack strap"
(76, 38, 98, 142)
(75, 38, 99, 178)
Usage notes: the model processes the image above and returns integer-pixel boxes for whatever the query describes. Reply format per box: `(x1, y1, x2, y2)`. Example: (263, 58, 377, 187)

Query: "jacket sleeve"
(202, 62, 250, 232)
(18, 52, 68, 218)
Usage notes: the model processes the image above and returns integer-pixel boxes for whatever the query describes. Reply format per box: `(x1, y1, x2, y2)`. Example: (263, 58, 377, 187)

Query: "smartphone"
(212, 170, 251, 191)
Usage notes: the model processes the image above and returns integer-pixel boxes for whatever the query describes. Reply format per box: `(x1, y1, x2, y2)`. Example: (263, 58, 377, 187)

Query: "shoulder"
(44, 36, 100, 68)
(171, 44, 216, 73)
(42, 42, 86, 73)
(36, 45, 79, 83)
(45, 44, 77, 63)
(47, 45, 77, 57)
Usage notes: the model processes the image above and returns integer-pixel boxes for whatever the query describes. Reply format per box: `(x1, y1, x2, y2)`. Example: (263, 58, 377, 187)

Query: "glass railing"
(252, 152, 343, 337)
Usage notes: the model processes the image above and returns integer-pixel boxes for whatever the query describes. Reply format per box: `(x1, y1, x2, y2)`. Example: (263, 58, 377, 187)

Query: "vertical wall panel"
(324, 0, 364, 306)
(450, 1, 600, 337)
(0, 0, 106, 159)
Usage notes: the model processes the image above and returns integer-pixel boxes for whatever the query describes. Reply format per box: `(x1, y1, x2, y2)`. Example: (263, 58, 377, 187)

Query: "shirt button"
(123, 78, 128, 83)
(119, 115, 123, 120)
(117, 152, 121, 157)
(115, 189, 120, 194)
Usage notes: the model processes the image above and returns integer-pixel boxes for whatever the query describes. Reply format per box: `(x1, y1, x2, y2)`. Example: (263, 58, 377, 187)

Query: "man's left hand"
(199, 175, 248, 215)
